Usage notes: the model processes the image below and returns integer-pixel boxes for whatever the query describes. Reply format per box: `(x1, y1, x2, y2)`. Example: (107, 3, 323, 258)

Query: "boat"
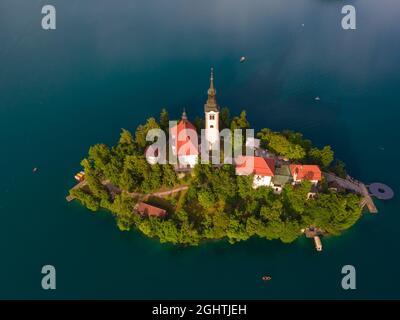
(32, 167, 38, 173)
(315, 96, 320, 101)
(240, 56, 246, 63)
(74, 171, 85, 182)
(262, 275, 272, 281)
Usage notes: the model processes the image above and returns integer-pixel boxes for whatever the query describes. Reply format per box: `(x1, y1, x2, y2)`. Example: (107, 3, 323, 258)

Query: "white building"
(289, 164, 322, 186)
(235, 156, 276, 189)
(170, 111, 199, 169)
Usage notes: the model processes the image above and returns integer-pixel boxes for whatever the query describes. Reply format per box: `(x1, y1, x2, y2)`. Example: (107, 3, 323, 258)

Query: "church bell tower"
(204, 68, 220, 150)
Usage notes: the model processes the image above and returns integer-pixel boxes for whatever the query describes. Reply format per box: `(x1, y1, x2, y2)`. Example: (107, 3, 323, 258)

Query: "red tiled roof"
(136, 202, 167, 217)
(290, 164, 322, 181)
(235, 156, 275, 177)
(170, 119, 199, 156)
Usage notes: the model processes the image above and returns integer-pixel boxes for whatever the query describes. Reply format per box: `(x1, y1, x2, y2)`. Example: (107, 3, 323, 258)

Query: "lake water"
(0, 0, 399, 299)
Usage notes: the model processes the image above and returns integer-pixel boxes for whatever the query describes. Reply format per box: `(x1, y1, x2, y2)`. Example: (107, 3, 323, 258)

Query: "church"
(170, 68, 220, 169)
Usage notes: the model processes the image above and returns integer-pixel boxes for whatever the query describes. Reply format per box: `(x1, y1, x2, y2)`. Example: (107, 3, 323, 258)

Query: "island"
(67, 69, 378, 249)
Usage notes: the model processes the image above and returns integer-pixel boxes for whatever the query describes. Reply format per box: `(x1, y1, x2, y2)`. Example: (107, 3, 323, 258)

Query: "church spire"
(204, 67, 219, 112)
(210, 68, 215, 91)
(181, 108, 187, 120)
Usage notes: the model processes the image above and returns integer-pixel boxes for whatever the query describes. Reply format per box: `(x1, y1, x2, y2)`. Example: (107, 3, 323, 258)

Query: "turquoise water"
(0, 0, 399, 299)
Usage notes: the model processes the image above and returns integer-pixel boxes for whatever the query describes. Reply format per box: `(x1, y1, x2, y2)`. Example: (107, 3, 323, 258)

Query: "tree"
(194, 116, 205, 133)
(81, 158, 109, 200)
(309, 145, 334, 168)
(162, 164, 178, 187)
(113, 129, 136, 158)
(331, 159, 347, 178)
(178, 219, 200, 245)
(257, 129, 306, 160)
(152, 219, 180, 244)
(230, 110, 250, 131)
(220, 107, 231, 129)
(197, 189, 215, 209)
(135, 117, 160, 149)
(159, 108, 169, 132)
(246, 216, 268, 238)
(70, 189, 100, 211)
(257, 128, 272, 149)
(119, 128, 135, 145)
(282, 181, 311, 216)
(211, 165, 237, 201)
(141, 163, 162, 192)
(118, 156, 151, 192)
(304, 193, 362, 235)
(210, 211, 230, 239)
(174, 208, 189, 223)
(283, 130, 312, 153)
(237, 175, 254, 200)
(268, 134, 305, 160)
(226, 213, 249, 243)
(260, 200, 283, 221)
(104, 156, 123, 186)
(263, 218, 285, 240)
(320, 146, 334, 168)
(88, 144, 111, 173)
(279, 220, 301, 243)
(111, 193, 137, 231)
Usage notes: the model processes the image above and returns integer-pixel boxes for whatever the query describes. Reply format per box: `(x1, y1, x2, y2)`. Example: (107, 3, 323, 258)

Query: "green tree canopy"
(135, 117, 160, 149)
(159, 108, 169, 132)
(71, 107, 360, 247)
(231, 110, 250, 131)
(220, 107, 231, 129)
(257, 128, 306, 160)
(309, 145, 334, 168)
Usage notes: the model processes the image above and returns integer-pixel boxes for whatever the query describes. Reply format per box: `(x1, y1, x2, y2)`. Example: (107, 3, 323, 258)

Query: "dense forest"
(70, 108, 361, 246)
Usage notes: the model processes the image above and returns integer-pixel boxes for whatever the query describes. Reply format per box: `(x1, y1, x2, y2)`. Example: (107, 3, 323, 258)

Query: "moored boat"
(74, 171, 85, 182)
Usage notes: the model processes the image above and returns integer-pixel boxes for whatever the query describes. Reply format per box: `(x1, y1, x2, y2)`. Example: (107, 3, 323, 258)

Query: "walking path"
(126, 185, 189, 200)
(67, 170, 377, 215)
(67, 179, 188, 202)
(323, 172, 378, 213)
(151, 185, 189, 197)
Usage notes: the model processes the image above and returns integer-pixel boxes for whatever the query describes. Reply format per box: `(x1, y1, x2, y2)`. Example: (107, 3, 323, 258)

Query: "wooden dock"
(359, 183, 378, 213)
(66, 180, 88, 202)
(304, 227, 325, 238)
(314, 236, 323, 252)
(302, 228, 324, 251)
